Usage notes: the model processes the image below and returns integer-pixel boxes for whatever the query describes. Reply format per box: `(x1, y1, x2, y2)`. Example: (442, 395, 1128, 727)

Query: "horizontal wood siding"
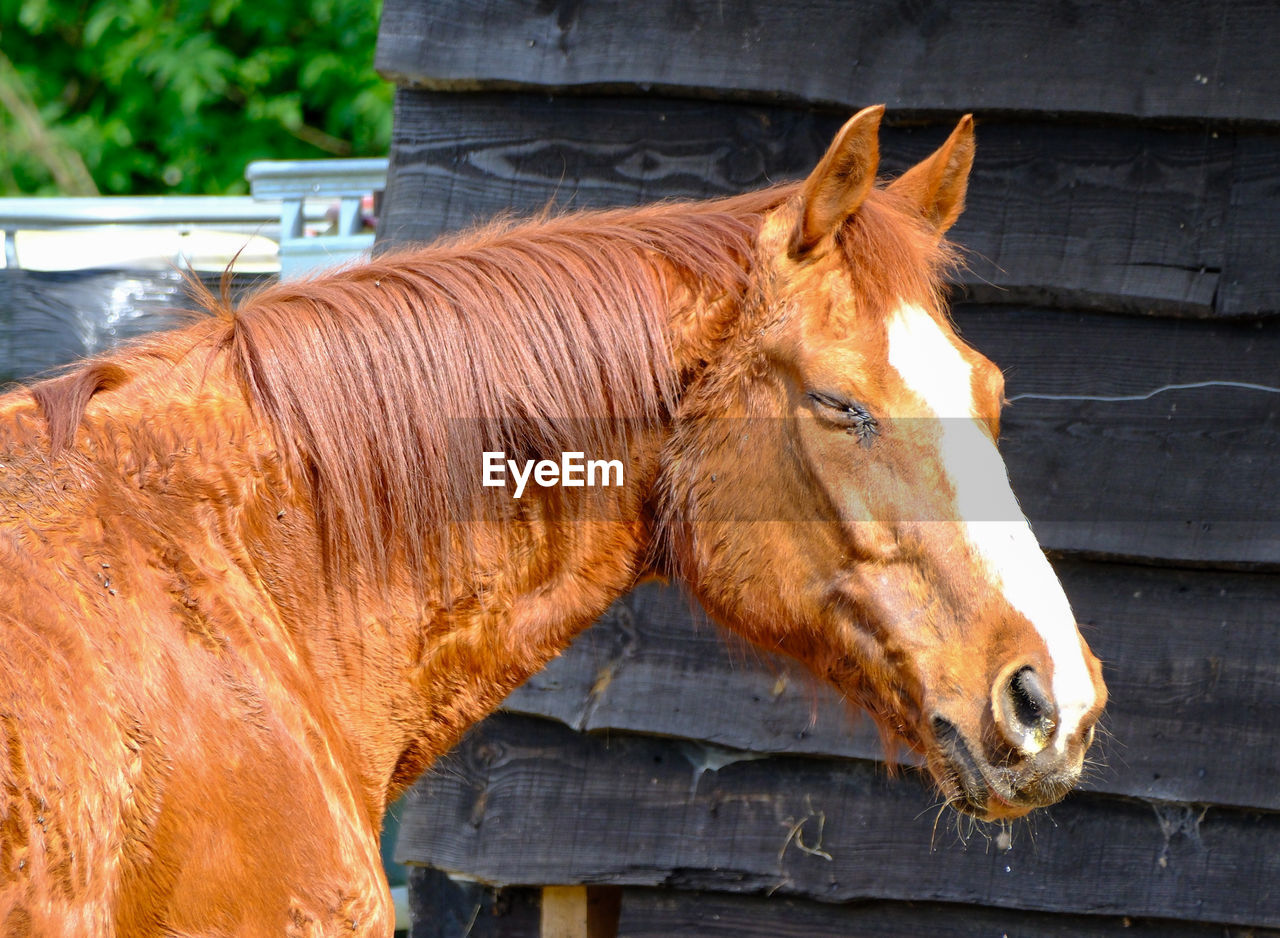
(376, 0, 1280, 124)
(379, 91, 1280, 319)
(407, 867, 539, 938)
(502, 562, 1280, 811)
(377, 1, 1280, 932)
(958, 306, 1280, 565)
(398, 713, 1280, 929)
(614, 889, 1280, 938)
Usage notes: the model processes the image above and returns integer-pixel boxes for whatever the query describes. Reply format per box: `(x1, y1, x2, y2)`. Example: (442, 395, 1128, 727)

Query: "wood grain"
(398, 714, 1280, 927)
(376, 93, 831, 243)
(378, 90, 1280, 317)
(614, 888, 1280, 938)
(502, 560, 1280, 811)
(953, 305, 1280, 564)
(376, 0, 1280, 124)
(406, 866, 539, 938)
(1222, 134, 1280, 316)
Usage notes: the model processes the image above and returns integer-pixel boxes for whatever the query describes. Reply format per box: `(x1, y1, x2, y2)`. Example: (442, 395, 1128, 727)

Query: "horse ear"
(792, 104, 885, 256)
(888, 114, 975, 235)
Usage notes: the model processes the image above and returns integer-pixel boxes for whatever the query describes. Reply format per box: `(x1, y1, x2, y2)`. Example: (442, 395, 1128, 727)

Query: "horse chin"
(928, 717, 1065, 822)
(945, 775, 1037, 822)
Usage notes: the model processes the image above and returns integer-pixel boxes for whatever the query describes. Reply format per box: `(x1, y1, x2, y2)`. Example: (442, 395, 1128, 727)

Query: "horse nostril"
(1010, 667, 1051, 726)
(995, 666, 1058, 755)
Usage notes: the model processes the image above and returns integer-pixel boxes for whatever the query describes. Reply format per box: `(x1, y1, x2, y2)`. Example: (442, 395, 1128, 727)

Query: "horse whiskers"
(927, 799, 952, 852)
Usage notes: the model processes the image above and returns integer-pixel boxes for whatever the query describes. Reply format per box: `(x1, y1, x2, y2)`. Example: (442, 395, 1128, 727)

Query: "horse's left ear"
(792, 104, 885, 256)
(888, 114, 975, 235)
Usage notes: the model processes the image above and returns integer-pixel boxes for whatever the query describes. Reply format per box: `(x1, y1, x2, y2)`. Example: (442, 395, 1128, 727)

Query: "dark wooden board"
(376, 92, 833, 245)
(503, 560, 1280, 811)
(379, 90, 1280, 317)
(398, 714, 1280, 927)
(502, 582, 887, 761)
(376, 0, 1280, 125)
(1223, 134, 1280, 317)
(954, 306, 1280, 402)
(954, 305, 1280, 565)
(407, 867, 539, 938)
(615, 888, 1280, 938)
(1001, 396, 1279, 565)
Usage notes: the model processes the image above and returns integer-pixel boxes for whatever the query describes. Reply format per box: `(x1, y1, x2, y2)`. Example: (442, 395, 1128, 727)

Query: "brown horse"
(0, 108, 1105, 935)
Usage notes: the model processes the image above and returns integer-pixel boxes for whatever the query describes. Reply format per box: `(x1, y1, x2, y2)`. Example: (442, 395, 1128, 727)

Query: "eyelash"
(806, 391, 880, 447)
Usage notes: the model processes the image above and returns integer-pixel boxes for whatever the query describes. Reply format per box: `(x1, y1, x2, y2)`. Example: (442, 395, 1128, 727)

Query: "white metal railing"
(0, 157, 388, 278)
(0, 196, 286, 271)
(246, 157, 388, 278)
(0, 196, 281, 233)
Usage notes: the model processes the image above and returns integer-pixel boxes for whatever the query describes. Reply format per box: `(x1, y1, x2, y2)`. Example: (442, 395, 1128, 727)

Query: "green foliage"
(0, 0, 392, 195)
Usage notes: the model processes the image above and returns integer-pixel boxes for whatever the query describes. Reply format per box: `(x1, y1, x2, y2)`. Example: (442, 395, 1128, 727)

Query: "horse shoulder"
(0, 382, 391, 934)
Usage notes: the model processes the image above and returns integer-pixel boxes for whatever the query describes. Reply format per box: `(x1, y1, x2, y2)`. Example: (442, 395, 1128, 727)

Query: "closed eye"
(806, 391, 880, 447)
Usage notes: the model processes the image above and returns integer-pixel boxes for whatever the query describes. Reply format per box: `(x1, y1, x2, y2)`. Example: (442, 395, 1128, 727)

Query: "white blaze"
(885, 303, 1096, 752)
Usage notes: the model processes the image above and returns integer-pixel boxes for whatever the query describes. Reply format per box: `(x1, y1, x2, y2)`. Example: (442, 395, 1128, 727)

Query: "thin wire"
(1008, 380, 1280, 404)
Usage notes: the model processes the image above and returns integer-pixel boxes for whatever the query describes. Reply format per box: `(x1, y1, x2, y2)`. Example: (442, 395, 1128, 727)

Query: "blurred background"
(0, 0, 390, 196)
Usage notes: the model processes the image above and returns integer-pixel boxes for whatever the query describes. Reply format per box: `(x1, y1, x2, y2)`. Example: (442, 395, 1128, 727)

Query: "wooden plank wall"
(375, 2, 1280, 934)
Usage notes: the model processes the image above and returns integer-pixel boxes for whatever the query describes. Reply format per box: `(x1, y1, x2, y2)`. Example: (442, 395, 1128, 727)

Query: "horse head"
(664, 107, 1107, 820)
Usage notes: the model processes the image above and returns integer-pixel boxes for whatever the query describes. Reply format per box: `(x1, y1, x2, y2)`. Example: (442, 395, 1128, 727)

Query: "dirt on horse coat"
(0, 108, 1105, 935)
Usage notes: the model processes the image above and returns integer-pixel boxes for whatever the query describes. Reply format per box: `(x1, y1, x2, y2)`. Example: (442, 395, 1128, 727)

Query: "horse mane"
(29, 182, 958, 599)
(222, 187, 797, 592)
(31, 360, 130, 453)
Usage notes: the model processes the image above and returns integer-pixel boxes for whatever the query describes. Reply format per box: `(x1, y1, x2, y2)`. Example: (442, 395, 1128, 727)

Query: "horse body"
(0, 314, 664, 936)
(0, 353, 389, 934)
(0, 109, 1105, 935)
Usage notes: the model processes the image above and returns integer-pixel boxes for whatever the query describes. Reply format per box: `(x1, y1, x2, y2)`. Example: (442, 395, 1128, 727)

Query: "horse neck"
(340, 261, 744, 801)
(363, 441, 671, 802)
(31, 224, 748, 812)
(232, 411, 675, 810)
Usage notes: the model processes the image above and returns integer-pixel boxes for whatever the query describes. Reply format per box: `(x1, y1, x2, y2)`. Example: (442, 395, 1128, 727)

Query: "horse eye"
(806, 391, 880, 448)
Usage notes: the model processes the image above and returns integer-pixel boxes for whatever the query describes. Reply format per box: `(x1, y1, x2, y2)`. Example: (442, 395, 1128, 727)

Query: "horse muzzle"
(928, 708, 1096, 821)
(917, 646, 1105, 821)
